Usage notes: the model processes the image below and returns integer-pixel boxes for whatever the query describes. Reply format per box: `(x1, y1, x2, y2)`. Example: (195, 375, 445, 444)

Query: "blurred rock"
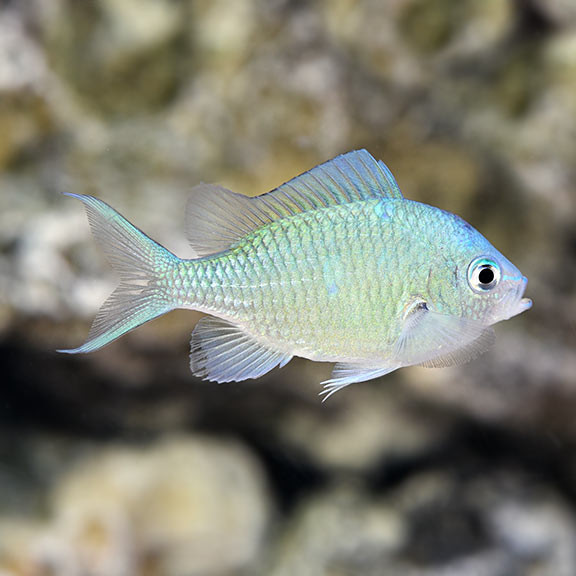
(400, 0, 514, 56)
(266, 483, 406, 576)
(35, 0, 187, 116)
(0, 7, 53, 169)
(532, 0, 576, 28)
(0, 436, 270, 576)
(279, 381, 450, 474)
(544, 30, 576, 116)
(267, 471, 576, 576)
(395, 470, 576, 576)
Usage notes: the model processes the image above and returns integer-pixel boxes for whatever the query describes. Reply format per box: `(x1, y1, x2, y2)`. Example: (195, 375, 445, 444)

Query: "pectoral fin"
(395, 302, 495, 368)
(320, 362, 398, 401)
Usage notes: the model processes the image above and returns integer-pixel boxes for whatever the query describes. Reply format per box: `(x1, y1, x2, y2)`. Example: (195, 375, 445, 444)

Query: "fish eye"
(468, 257, 501, 293)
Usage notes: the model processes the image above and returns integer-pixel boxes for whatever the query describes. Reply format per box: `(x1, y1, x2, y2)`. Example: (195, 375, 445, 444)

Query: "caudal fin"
(59, 194, 178, 354)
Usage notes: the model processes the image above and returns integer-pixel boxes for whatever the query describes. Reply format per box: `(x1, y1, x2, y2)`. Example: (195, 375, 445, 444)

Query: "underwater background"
(1, 0, 576, 574)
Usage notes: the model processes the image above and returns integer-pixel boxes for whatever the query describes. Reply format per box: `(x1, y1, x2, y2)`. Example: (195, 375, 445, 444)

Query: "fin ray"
(186, 150, 402, 256)
(417, 328, 495, 367)
(189, 316, 292, 382)
(59, 194, 176, 353)
(320, 362, 398, 401)
(395, 303, 495, 368)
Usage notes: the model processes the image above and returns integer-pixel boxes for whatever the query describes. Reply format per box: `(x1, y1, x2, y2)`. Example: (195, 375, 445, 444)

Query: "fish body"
(60, 151, 531, 397)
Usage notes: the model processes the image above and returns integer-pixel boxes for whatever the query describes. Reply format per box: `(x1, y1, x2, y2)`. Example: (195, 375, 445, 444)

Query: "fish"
(59, 150, 532, 399)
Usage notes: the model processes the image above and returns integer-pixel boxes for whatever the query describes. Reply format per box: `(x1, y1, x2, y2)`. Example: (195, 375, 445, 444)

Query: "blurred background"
(1, 0, 575, 574)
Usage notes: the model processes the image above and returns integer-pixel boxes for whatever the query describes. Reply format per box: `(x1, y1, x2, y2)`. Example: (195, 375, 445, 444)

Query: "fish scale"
(187, 200, 407, 360)
(60, 150, 531, 397)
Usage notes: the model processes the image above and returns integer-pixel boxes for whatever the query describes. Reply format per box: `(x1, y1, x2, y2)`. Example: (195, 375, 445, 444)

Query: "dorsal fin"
(186, 150, 403, 257)
(269, 149, 403, 209)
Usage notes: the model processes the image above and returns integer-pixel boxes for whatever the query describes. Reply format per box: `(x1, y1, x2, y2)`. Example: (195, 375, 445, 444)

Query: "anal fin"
(190, 316, 292, 383)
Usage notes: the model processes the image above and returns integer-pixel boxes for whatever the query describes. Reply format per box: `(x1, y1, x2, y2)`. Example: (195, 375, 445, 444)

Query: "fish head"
(462, 252, 532, 325)
(442, 219, 532, 326)
(420, 210, 531, 327)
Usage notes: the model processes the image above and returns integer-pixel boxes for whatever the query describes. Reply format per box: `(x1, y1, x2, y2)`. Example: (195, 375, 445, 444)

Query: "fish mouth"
(502, 276, 532, 319)
(517, 296, 533, 313)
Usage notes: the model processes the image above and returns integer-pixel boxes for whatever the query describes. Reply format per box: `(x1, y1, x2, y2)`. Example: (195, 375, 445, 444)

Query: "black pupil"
(478, 267, 495, 285)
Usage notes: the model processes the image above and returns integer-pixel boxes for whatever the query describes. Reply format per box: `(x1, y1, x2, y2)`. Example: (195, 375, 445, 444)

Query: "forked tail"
(59, 194, 178, 354)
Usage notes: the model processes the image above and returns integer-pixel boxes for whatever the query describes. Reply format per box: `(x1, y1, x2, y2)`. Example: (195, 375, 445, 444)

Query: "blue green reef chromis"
(60, 151, 532, 399)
